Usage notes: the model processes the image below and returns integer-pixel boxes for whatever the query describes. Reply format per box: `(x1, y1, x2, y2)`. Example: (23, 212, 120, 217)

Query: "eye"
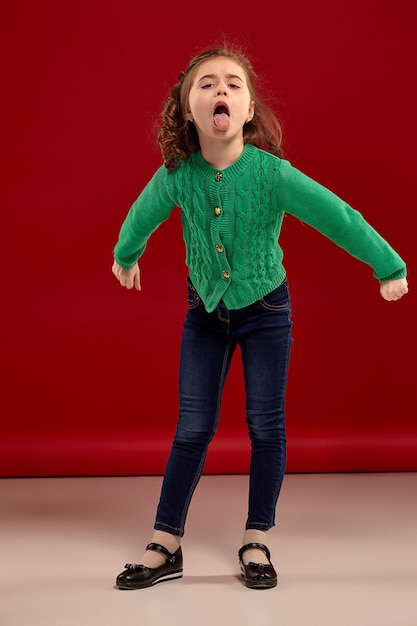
(201, 83, 215, 89)
(229, 83, 240, 89)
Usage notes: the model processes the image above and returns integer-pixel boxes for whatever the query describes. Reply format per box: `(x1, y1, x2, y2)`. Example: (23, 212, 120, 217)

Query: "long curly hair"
(158, 46, 284, 170)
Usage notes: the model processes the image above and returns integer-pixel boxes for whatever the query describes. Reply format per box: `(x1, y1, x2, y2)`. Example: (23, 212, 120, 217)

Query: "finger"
(381, 289, 395, 302)
(134, 271, 141, 291)
(380, 286, 390, 301)
(383, 290, 405, 301)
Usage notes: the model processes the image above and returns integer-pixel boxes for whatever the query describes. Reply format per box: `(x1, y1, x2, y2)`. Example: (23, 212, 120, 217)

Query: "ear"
(246, 101, 255, 123)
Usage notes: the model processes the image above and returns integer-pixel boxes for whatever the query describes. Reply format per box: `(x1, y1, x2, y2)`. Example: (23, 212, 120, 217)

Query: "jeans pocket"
(187, 278, 201, 309)
(258, 281, 290, 312)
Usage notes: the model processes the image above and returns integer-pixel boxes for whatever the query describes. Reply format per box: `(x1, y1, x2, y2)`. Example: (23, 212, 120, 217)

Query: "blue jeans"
(154, 278, 293, 537)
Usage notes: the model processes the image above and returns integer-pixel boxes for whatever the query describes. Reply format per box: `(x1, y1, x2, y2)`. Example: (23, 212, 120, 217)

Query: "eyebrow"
(197, 73, 244, 83)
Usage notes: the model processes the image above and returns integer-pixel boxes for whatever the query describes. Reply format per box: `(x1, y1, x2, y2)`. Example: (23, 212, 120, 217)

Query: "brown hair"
(158, 46, 284, 170)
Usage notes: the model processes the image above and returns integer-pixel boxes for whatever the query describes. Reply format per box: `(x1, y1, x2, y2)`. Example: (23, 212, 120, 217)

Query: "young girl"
(112, 46, 408, 590)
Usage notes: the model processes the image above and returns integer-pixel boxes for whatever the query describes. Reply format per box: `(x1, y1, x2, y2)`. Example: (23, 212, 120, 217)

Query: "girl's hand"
(112, 261, 141, 291)
(380, 277, 408, 301)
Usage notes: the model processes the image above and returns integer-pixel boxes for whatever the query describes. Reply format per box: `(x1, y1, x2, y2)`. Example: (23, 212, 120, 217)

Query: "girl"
(112, 46, 408, 590)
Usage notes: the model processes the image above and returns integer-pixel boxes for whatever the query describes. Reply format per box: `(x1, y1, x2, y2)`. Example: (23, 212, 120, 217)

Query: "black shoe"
(238, 543, 278, 589)
(116, 543, 183, 590)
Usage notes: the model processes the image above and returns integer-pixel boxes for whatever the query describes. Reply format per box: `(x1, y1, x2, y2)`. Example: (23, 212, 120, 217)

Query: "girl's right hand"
(112, 261, 141, 291)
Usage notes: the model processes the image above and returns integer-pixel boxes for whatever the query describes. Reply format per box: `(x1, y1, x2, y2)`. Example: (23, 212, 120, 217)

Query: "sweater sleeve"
(275, 160, 407, 281)
(113, 166, 176, 269)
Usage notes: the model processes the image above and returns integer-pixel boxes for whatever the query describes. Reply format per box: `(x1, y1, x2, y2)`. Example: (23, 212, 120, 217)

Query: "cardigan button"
(222, 270, 230, 279)
(215, 172, 223, 182)
(214, 207, 221, 216)
(216, 244, 224, 253)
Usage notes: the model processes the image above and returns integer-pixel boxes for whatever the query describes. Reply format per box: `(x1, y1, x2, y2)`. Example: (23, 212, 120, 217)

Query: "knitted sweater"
(114, 144, 406, 313)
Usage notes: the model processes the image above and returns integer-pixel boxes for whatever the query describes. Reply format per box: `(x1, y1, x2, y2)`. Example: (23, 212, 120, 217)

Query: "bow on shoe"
(249, 562, 274, 580)
(238, 543, 278, 589)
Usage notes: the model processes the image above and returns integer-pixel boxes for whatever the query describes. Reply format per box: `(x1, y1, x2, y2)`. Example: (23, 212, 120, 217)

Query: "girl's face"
(186, 57, 254, 146)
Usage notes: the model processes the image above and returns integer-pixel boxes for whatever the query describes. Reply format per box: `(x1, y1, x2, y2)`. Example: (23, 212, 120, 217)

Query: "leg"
(236, 281, 292, 587)
(154, 296, 237, 536)
(116, 288, 237, 589)
(239, 281, 293, 532)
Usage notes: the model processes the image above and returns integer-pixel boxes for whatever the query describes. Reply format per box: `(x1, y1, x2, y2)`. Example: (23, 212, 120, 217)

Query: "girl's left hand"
(380, 277, 408, 301)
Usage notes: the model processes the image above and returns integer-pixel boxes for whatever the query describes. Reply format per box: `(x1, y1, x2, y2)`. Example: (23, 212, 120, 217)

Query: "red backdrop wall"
(1, 0, 416, 476)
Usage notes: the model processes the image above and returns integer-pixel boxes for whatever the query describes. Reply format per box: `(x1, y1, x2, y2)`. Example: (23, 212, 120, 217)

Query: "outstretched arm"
(112, 261, 141, 291)
(380, 277, 408, 301)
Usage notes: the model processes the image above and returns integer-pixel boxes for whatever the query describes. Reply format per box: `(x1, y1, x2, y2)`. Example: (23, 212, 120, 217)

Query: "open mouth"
(213, 102, 230, 131)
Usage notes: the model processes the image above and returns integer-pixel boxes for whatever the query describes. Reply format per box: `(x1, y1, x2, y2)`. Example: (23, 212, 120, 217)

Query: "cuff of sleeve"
(113, 244, 146, 269)
(113, 258, 137, 270)
(378, 267, 407, 282)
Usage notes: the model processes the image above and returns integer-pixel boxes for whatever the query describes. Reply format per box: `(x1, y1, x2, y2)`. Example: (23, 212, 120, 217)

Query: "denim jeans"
(154, 278, 293, 537)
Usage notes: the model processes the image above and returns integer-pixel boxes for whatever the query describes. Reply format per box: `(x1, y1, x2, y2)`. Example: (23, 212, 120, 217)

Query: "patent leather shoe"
(116, 543, 183, 589)
(238, 542, 278, 589)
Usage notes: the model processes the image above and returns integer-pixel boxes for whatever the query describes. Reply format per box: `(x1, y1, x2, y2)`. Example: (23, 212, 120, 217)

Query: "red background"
(1, 0, 416, 477)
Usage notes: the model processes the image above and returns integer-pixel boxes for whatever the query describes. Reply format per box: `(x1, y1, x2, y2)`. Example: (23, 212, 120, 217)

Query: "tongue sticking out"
(213, 106, 230, 131)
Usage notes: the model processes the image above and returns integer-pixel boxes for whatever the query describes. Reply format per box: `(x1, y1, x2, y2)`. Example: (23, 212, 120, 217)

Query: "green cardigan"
(114, 144, 406, 312)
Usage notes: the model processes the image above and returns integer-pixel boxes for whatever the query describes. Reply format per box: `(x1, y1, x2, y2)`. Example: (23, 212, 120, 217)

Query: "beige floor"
(0, 473, 416, 626)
